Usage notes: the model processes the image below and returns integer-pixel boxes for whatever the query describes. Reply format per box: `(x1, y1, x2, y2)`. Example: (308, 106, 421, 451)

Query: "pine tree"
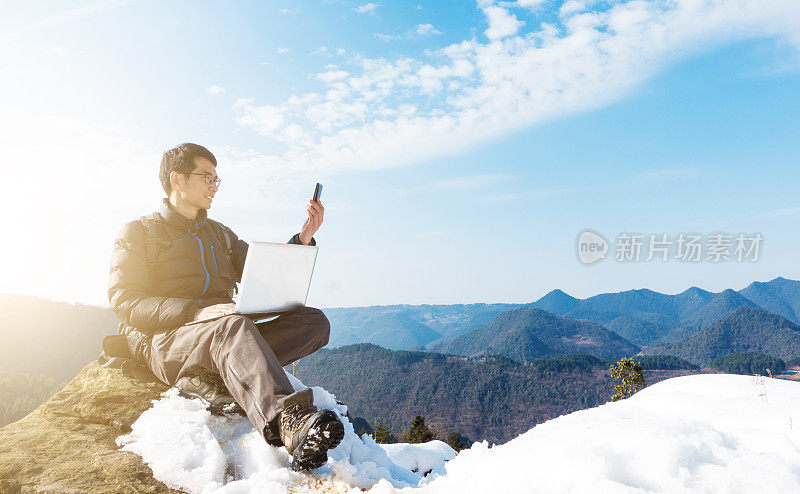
(444, 432, 469, 451)
(401, 415, 436, 444)
(371, 420, 396, 444)
(609, 357, 647, 401)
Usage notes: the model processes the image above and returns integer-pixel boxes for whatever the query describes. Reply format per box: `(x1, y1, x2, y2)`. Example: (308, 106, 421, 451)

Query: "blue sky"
(1, 0, 799, 308)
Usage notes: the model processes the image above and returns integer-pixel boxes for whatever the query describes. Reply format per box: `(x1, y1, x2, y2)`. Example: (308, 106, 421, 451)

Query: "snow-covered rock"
(3, 362, 798, 493)
(116, 371, 448, 493)
(119, 373, 800, 493)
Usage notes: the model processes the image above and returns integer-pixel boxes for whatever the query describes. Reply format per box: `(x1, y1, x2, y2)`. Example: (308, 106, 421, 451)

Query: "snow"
(117, 373, 800, 493)
(380, 441, 456, 475)
(116, 371, 444, 493)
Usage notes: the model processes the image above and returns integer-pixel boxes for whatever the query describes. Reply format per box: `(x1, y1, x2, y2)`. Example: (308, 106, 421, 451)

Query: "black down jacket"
(108, 199, 314, 336)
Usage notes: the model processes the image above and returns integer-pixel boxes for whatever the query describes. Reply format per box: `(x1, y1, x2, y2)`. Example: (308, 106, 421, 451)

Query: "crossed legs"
(145, 307, 330, 436)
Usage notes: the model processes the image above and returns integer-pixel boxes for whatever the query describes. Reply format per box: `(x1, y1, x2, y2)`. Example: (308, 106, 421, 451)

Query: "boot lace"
(280, 403, 318, 436)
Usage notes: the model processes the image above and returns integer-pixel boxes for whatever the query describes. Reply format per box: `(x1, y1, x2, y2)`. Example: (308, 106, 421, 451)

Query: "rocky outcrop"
(0, 362, 182, 493)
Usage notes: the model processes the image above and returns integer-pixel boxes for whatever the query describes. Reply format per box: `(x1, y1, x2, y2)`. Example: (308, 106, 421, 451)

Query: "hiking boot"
(279, 403, 345, 471)
(175, 367, 245, 416)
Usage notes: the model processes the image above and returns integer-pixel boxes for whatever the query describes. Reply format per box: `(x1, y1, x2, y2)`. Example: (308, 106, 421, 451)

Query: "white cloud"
(517, 0, 548, 9)
(416, 23, 442, 36)
(314, 46, 347, 56)
(279, 8, 300, 14)
(374, 33, 398, 42)
(231, 0, 800, 175)
(316, 70, 350, 83)
(560, 0, 588, 16)
(206, 85, 226, 95)
(354, 3, 379, 15)
(483, 6, 524, 40)
(376, 23, 443, 41)
(277, 47, 290, 54)
(233, 98, 285, 135)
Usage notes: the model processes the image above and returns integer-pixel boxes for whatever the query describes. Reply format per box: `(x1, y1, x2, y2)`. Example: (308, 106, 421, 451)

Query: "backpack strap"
(208, 219, 234, 263)
(207, 219, 237, 297)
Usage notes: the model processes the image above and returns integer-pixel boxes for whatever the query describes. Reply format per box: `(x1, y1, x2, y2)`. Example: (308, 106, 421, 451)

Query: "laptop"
(185, 241, 319, 325)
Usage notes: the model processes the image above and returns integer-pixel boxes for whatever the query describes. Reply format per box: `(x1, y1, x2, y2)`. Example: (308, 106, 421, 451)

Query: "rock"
(0, 362, 184, 493)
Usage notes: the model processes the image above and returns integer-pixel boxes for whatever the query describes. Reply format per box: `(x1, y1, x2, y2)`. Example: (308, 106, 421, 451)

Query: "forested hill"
(323, 302, 532, 349)
(739, 277, 800, 322)
(322, 277, 800, 351)
(428, 308, 639, 362)
(642, 307, 800, 365)
(290, 343, 699, 444)
(0, 294, 117, 381)
(0, 369, 63, 427)
(680, 289, 759, 330)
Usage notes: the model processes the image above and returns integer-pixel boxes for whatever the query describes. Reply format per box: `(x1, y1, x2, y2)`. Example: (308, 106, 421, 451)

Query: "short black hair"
(159, 143, 217, 196)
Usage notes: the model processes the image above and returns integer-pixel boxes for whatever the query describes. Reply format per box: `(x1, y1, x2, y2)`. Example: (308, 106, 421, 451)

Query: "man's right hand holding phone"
(298, 183, 324, 246)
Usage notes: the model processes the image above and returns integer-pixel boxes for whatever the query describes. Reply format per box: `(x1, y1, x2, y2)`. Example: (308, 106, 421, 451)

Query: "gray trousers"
(142, 307, 330, 439)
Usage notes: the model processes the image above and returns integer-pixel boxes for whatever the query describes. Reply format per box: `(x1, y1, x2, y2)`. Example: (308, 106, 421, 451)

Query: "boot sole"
(291, 410, 345, 471)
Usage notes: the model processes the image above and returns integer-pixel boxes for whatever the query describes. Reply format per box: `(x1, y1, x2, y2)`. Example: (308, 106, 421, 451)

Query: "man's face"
(174, 156, 219, 210)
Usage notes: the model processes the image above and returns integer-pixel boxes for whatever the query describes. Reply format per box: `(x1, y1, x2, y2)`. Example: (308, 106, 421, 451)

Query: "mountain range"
(3, 276, 798, 382)
(2, 283, 796, 447)
(322, 277, 800, 352)
(643, 307, 800, 365)
(429, 308, 639, 362)
(323, 302, 533, 349)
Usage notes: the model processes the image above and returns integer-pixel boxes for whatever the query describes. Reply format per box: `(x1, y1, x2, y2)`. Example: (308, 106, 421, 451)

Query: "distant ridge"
(531, 289, 579, 315)
(642, 306, 800, 365)
(739, 277, 800, 323)
(324, 303, 532, 349)
(320, 277, 799, 351)
(429, 307, 639, 361)
(3, 277, 797, 374)
(0, 294, 117, 381)
(360, 312, 442, 350)
(680, 289, 759, 330)
(569, 288, 675, 320)
(671, 286, 716, 321)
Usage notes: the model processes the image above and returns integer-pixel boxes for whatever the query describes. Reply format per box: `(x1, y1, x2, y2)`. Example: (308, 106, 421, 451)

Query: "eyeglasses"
(188, 173, 221, 187)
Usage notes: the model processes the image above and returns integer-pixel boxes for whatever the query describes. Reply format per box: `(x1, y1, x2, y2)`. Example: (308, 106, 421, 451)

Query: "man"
(107, 143, 343, 471)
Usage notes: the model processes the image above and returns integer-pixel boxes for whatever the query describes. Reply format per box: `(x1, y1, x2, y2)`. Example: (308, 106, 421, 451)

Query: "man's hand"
(193, 303, 236, 321)
(298, 199, 324, 245)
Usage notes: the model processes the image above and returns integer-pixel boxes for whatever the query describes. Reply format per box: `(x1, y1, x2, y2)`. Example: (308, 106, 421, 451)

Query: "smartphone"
(313, 183, 323, 202)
